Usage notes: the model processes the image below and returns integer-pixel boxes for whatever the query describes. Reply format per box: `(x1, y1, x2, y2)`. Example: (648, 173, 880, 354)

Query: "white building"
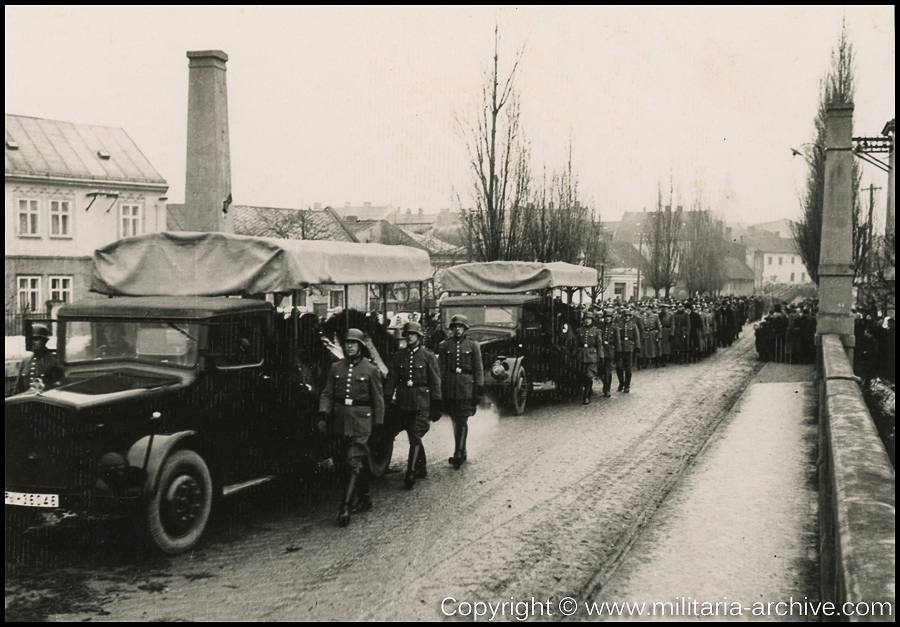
(5, 114, 168, 314)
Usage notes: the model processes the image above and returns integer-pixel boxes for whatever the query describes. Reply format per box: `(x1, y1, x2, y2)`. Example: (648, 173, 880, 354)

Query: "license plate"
(5, 491, 59, 508)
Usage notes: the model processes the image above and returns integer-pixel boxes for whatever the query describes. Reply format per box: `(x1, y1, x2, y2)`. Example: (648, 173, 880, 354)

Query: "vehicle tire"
(510, 367, 529, 416)
(147, 449, 213, 555)
(366, 426, 395, 478)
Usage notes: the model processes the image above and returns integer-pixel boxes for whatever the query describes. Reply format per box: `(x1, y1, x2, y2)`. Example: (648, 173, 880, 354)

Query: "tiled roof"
(742, 229, 798, 254)
(331, 205, 398, 221)
(399, 227, 466, 256)
(5, 114, 166, 185)
(608, 241, 644, 269)
(167, 204, 357, 242)
(723, 257, 756, 281)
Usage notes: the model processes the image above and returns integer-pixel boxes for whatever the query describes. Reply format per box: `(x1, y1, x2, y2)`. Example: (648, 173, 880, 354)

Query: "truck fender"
(508, 356, 527, 382)
(126, 431, 199, 497)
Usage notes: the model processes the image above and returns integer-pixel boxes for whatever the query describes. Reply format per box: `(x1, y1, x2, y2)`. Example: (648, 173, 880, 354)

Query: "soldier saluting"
(318, 328, 385, 527)
(438, 315, 483, 468)
(576, 312, 602, 404)
(384, 321, 442, 490)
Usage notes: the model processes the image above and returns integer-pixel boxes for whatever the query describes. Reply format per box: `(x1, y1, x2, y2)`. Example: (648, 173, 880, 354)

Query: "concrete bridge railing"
(818, 334, 895, 620)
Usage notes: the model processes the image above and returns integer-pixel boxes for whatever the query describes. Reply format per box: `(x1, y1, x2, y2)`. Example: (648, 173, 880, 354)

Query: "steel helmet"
(449, 314, 469, 330)
(32, 324, 51, 339)
(403, 321, 424, 337)
(344, 328, 366, 344)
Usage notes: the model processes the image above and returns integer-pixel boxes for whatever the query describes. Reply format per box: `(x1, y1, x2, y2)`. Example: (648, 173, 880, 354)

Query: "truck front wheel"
(147, 449, 213, 555)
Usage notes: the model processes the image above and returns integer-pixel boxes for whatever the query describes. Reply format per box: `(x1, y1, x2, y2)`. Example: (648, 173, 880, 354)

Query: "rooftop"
(5, 113, 166, 186)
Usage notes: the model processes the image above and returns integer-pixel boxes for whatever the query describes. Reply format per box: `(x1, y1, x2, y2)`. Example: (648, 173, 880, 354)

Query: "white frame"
(49, 275, 73, 303)
(49, 199, 73, 238)
(120, 203, 143, 238)
(17, 198, 40, 237)
(17, 275, 42, 311)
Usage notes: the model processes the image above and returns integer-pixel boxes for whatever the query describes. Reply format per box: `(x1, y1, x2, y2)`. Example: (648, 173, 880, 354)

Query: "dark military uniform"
(385, 342, 441, 486)
(575, 322, 602, 403)
(319, 337, 384, 525)
(15, 350, 63, 394)
(615, 314, 641, 393)
(438, 325, 483, 468)
(597, 317, 620, 397)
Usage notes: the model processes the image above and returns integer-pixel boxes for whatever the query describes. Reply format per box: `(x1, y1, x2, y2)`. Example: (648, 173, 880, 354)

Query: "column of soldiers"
(318, 314, 482, 527)
(320, 296, 751, 526)
(573, 296, 752, 398)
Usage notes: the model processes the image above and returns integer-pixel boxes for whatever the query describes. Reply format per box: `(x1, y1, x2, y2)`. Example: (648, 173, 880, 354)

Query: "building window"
(17, 199, 39, 236)
(790, 272, 795, 283)
(768, 256, 772, 266)
(17, 276, 41, 311)
(330, 290, 344, 309)
(49, 200, 72, 237)
(49, 276, 73, 303)
(779, 257, 783, 265)
(120, 204, 142, 238)
(791, 256, 795, 264)
(801, 272, 806, 282)
(614, 282, 626, 297)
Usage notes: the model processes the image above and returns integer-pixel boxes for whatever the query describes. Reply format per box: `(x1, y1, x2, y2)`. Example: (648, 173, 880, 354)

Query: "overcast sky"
(5, 6, 895, 225)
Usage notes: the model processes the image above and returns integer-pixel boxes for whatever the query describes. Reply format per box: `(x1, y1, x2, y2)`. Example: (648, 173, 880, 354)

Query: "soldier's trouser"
(398, 409, 430, 472)
(340, 436, 370, 504)
(580, 362, 598, 398)
(598, 359, 613, 393)
(617, 351, 634, 389)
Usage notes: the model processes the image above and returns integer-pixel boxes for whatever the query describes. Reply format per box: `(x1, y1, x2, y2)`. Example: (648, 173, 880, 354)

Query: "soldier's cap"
(32, 323, 51, 339)
(583, 312, 595, 320)
(449, 314, 469, 330)
(403, 321, 424, 337)
(602, 309, 614, 318)
(344, 328, 366, 344)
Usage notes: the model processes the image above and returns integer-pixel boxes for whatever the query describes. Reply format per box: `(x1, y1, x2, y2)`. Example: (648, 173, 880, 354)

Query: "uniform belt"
(339, 399, 371, 407)
(403, 381, 430, 387)
(453, 369, 474, 375)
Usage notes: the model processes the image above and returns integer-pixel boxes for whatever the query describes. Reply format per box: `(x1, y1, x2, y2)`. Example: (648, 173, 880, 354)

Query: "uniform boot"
(415, 446, 428, 478)
(338, 469, 359, 527)
(624, 370, 632, 393)
(602, 372, 612, 397)
(353, 472, 372, 513)
(616, 368, 625, 392)
(449, 421, 461, 465)
(454, 425, 469, 468)
(405, 443, 422, 489)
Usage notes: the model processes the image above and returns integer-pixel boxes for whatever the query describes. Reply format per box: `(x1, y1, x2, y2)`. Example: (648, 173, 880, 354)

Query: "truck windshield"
(62, 320, 200, 368)
(442, 306, 520, 330)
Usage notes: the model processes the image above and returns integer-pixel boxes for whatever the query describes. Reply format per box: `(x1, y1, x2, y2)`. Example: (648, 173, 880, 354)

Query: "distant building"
(721, 257, 756, 295)
(736, 227, 810, 288)
(5, 114, 169, 315)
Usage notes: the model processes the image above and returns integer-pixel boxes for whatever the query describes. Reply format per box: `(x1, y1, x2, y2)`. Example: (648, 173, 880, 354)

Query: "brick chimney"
(184, 50, 232, 232)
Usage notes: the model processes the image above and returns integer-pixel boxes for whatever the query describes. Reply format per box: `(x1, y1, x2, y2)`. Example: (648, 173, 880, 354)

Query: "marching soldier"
(15, 324, 63, 394)
(318, 329, 385, 527)
(597, 310, 620, 397)
(615, 308, 642, 393)
(384, 322, 442, 490)
(576, 312, 602, 404)
(438, 315, 483, 468)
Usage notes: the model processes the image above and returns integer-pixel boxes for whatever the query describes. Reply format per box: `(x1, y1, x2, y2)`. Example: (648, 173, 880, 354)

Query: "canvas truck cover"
(91, 231, 433, 296)
(441, 261, 598, 294)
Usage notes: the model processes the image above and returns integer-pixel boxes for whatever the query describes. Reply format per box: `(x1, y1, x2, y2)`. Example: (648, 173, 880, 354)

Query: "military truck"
(5, 231, 432, 554)
(439, 261, 598, 415)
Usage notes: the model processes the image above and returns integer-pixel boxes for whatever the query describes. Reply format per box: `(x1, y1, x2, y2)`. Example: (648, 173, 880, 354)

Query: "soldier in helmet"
(438, 314, 483, 468)
(384, 321, 442, 490)
(318, 328, 385, 527)
(615, 308, 642, 393)
(575, 311, 602, 404)
(15, 324, 63, 395)
(597, 310, 620, 397)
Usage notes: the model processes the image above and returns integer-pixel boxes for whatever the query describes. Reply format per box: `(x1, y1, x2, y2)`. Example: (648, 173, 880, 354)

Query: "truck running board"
(222, 475, 275, 497)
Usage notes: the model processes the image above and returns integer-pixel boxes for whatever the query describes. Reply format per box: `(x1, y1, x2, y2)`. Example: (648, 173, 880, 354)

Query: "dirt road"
(6, 335, 763, 621)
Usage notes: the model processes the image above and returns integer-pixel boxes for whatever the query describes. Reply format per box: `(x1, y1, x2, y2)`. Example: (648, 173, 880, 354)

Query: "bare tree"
(680, 203, 725, 296)
(792, 21, 863, 284)
(245, 206, 330, 241)
(644, 183, 682, 297)
(457, 24, 529, 262)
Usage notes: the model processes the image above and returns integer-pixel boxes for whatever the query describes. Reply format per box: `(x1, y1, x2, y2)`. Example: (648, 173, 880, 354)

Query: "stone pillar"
(816, 103, 855, 362)
(184, 50, 233, 233)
